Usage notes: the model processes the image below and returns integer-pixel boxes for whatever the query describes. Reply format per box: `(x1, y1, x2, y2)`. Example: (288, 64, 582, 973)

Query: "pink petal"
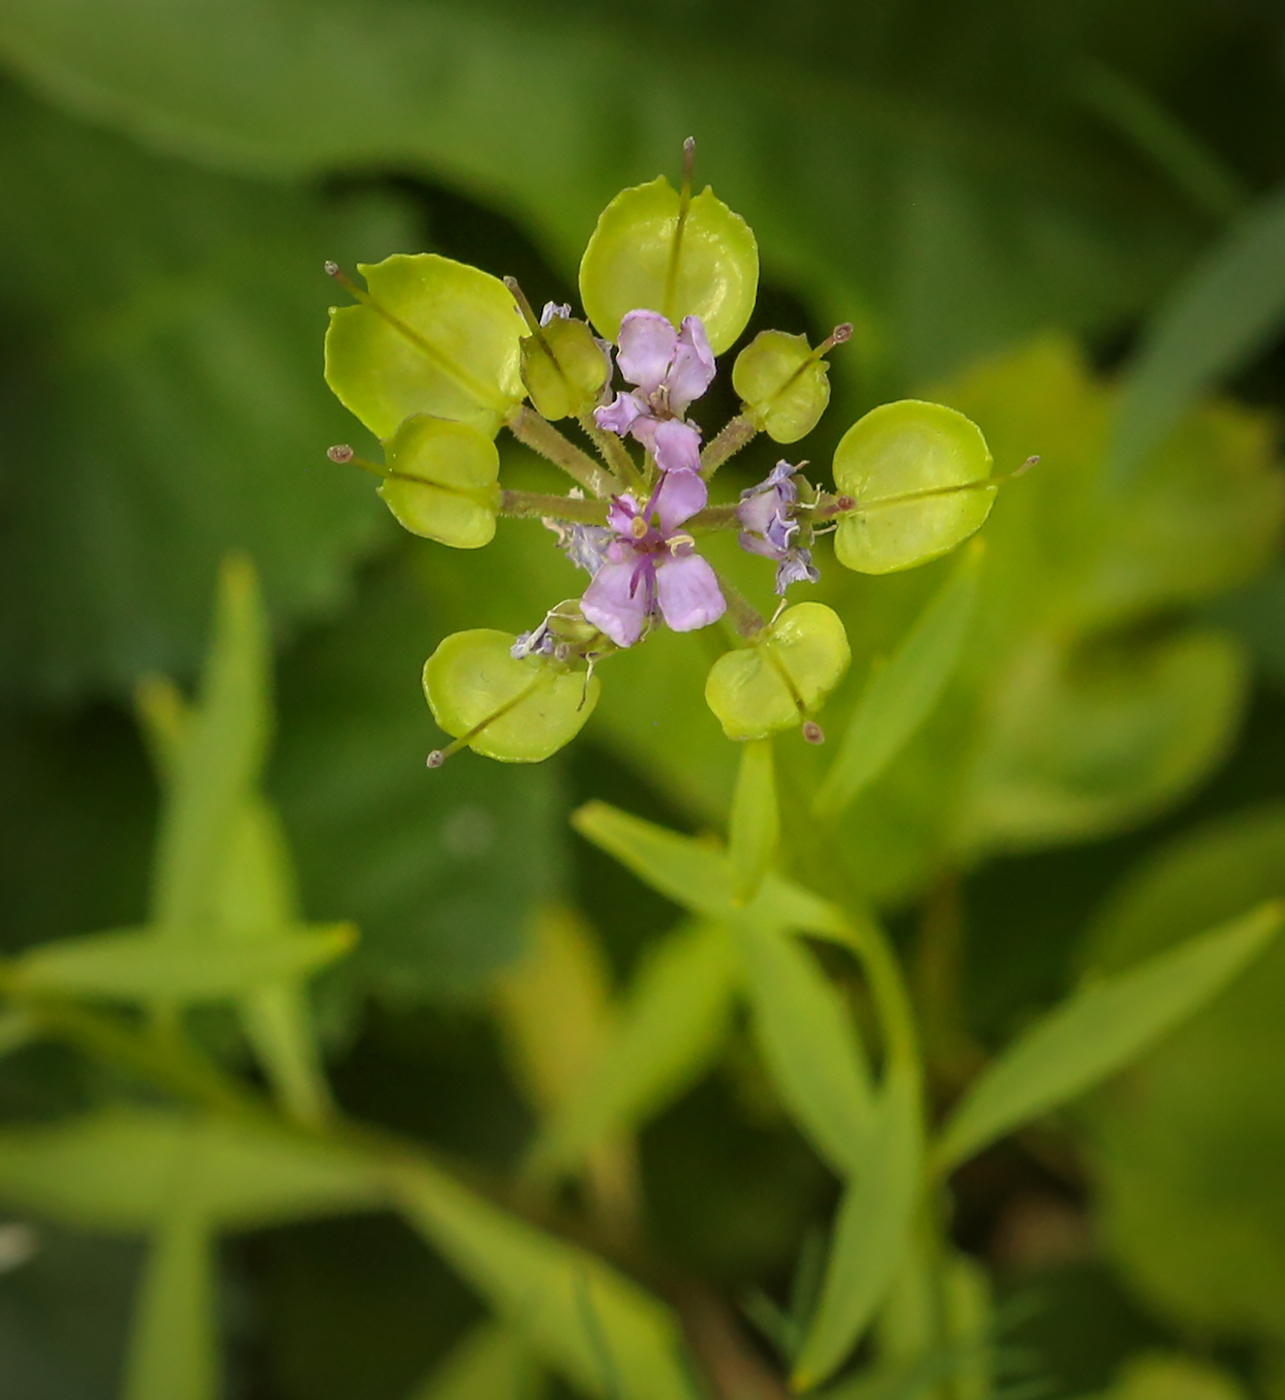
(616, 310, 678, 394)
(655, 553, 725, 633)
(651, 418, 702, 475)
(653, 468, 708, 532)
(666, 316, 716, 414)
(582, 558, 651, 647)
(606, 493, 643, 535)
(594, 391, 645, 437)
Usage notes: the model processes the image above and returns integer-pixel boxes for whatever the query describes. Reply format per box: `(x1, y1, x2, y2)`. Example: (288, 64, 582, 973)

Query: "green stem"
(713, 571, 767, 639)
(701, 413, 760, 479)
(499, 490, 610, 524)
(507, 406, 621, 498)
(579, 414, 646, 493)
(687, 503, 741, 534)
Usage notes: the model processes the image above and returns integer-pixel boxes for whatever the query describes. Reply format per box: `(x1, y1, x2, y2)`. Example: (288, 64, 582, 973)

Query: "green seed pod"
(325, 254, 524, 440)
(423, 629, 600, 763)
(705, 603, 851, 742)
(520, 315, 610, 421)
(378, 415, 501, 549)
(578, 176, 758, 355)
(733, 330, 832, 443)
(832, 399, 994, 575)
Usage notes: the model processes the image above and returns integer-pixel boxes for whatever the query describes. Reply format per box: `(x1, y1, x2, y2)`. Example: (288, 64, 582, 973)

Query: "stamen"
(808, 323, 854, 362)
(426, 749, 448, 768)
(328, 445, 387, 479)
(630, 515, 649, 540)
(667, 532, 695, 552)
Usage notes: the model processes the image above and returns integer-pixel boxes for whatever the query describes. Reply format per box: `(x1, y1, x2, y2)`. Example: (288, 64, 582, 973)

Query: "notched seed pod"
(379, 415, 501, 549)
(423, 629, 601, 763)
(831, 399, 994, 574)
(733, 329, 833, 443)
(579, 162, 759, 355)
(705, 602, 850, 741)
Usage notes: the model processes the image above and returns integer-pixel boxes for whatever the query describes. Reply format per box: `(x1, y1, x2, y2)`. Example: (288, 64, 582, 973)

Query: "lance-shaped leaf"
(1111, 183, 1285, 484)
(151, 555, 270, 935)
(529, 921, 738, 1178)
(728, 739, 778, 905)
(579, 174, 758, 355)
(571, 801, 845, 936)
(394, 1160, 698, 1400)
(408, 1323, 545, 1400)
(816, 542, 982, 819)
(8, 922, 354, 1001)
(794, 1063, 923, 1390)
(124, 1204, 218, 1400)
(0, 1108, 383, 1232)
(736, 917, 873, 1176)
(936, 901, 1283, 1172)
(325, 253, 524, 440)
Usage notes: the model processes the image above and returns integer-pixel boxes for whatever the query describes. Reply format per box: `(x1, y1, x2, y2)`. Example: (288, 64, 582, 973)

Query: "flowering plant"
(323, 141, 1001, 768)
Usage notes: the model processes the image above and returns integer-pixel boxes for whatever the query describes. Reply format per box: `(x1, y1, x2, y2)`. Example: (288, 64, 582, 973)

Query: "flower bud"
(733, 330, 831, 443)
(423, 629, 600, 762)
(325, 254, 524, 440)
(705, 603, 850, 741)
(579, 176, 758, 355)
(378, 415, 501, 549)
(520, 313, 610, 420)
(832, 400, 994, 574)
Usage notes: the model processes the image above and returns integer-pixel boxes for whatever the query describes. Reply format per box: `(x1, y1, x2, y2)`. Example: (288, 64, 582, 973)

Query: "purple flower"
(737, 461, 821, 595)
(580, 472, 725, 648)
(594, 310, 715, 477)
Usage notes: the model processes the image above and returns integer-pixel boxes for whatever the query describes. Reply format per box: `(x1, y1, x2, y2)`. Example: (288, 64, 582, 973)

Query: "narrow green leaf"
(936, 901, 1283, 1171)
(729, 740, 779, 905)
(11, 923, 355, 1002)
(530, 921, 738, 1178)
(1112, 184, 1285, 482)
(395, 1161, 697, 1400)
(736, 919, 873, 1176)
(151, 555, 271, 934)
(124, 1207, 219, 1400)
(0, 1108, 383, 1231)
(571, 801, 846, 936)
(817, 543, 981, 819)
(794, 1064, 923, 1390)
(407, 1323, 544, 1400)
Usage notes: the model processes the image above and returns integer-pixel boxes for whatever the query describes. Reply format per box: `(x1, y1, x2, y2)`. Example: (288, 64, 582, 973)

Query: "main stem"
(507, 406, 621, 498)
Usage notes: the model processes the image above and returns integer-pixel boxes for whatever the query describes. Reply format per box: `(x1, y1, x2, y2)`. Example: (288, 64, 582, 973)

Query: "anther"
(832, 322, 853, 344)
(802, 721, 825, 745)
(426, 750, 447, 769)
(554, 642, 572, 663)
(630, 516, 649, 539)
(323, 260, 340, 277)
(327, 444, 355, 463)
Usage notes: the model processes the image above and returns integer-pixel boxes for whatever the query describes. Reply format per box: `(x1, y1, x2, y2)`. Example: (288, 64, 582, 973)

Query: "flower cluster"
(323, 142, 997, 765)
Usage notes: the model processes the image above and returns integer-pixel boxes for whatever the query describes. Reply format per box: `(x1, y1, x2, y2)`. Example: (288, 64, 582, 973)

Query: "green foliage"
(408, 1324, 544, 1400)
(1084, 1353, 1249, 1400)
(732, 329, 833, 443)
(793, 1064, 923, 1390)
(423, 629, 600, 762)
(1112, 184, 1285, 481)
(1082, 806, 1285, 1345)
(0, 80, 411, 701)
(529, 920, 738, 1179)
(736, 918, 873, 1175)
(936, 901, 1283, 1171)
(832, 400, 994, 576)
(728, 740, 779, 905)
(705, 602, 851, 741)
(394, 1161, 698, 1400)
(815, 540, 981, 819)
(378, 416, 501, 549)
(325, 254, 524, 440)
(578, 175, 759, 354)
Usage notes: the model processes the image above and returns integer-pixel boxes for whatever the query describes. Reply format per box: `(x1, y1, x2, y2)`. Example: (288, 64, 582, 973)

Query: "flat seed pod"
(378, 415, 500, 548)
(833, 399, 994, 574)
(705, 603, 851, 741)
(423, 630, 600, 763)
(578, 176, 758, 355)
(733, 330, 831, 443)
(325, 253, 524, 439)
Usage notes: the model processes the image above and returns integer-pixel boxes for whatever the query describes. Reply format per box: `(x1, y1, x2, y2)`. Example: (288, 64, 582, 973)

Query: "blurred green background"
(1, 1, 1285, 1396)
